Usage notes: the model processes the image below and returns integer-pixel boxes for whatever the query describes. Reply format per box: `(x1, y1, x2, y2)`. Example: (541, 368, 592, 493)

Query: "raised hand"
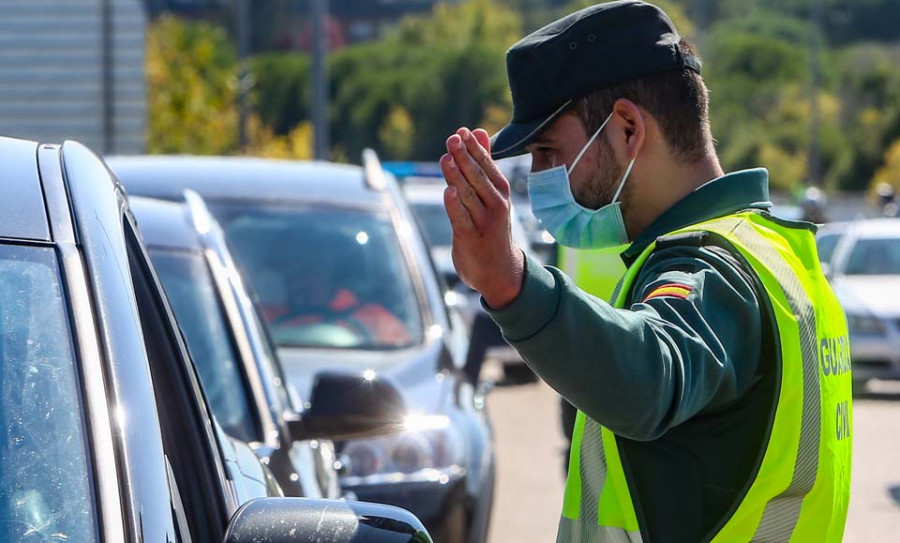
(441, 127, 525, 309)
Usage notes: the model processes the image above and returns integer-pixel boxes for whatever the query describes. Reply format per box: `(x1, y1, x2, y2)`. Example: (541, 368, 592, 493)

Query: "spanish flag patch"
(642, 283, 692, 303)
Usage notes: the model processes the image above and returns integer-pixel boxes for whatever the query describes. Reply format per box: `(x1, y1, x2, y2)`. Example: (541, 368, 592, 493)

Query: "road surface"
(486, 376, 900, 543)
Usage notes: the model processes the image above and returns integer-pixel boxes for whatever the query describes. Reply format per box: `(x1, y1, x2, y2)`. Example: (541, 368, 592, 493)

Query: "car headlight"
(339, 415, 466, 486)
(847, 314, 886, 336)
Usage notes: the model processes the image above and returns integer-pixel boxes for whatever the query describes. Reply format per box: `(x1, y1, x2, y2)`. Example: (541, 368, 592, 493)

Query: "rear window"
(209, 203, 424, 350)
(845, 237, 900, 275)
(150, 249, 259, 443)
(0, 244, 98, 542)
(409, 202, 453, 248)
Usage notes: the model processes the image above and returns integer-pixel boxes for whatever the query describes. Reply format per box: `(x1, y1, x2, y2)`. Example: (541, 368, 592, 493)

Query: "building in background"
(147, 0, 462, 52)
(0, 0, 147, 154)
(327, 0, 462, 44)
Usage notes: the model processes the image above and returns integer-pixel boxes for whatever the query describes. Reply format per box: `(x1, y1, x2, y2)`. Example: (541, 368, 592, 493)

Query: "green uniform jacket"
(487, 169, 788, 540)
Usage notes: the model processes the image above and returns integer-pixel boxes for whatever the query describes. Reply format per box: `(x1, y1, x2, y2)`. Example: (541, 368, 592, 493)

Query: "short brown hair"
(574, 39, 712, 163)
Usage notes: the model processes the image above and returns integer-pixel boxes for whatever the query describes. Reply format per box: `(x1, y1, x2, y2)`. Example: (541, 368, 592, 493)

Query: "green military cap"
(490, 0, 701, 159)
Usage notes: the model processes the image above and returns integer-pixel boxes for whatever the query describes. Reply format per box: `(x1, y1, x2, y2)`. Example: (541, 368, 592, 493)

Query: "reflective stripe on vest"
(558, 211, 852, 543)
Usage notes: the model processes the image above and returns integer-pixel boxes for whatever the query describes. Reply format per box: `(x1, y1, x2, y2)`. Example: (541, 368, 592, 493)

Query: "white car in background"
(817, 219, 900, 386)
(496, 154, 558, 265)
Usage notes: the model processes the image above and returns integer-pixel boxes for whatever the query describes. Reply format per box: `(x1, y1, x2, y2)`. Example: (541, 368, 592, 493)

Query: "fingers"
(447, 131, 506, 207)
(441, 152, 487, 229)
(473, 128, 491, 153)
(444, 186, 478, 237)
(458, 128, 511, 199)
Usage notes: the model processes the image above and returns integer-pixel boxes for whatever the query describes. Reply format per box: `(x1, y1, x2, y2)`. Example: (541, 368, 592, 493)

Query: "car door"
(123, 212, 286, 541)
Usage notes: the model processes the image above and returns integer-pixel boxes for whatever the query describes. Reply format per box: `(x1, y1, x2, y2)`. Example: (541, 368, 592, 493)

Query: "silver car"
(818, 219, 900, 385)
(402, 181, 536, 382)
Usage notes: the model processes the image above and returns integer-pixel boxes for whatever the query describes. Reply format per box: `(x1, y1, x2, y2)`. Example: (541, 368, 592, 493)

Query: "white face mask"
(527, 112, 637, 250)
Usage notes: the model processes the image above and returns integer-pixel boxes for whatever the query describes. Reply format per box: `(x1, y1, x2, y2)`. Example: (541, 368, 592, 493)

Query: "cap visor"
(490, 100, 573, 160)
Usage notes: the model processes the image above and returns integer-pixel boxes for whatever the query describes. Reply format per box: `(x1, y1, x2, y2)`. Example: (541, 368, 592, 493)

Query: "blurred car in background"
(401, 180, 539, 383)
(0, 136, 431, 543)
(769, 203, 805, 221)
(816, 221, 849, 270)
(818, 219, 900, 387)
(132, 193, 396, 500)
(109, 153, 495, 543)
(495, 154, 558, 265)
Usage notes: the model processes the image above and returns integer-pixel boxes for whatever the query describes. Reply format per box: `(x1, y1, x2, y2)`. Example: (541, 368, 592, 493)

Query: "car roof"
(130, 195, 201, 251)
(846, 218, 900, 239)
(0, 136, 52, 241)
(816, 221, 850, 237)
(402, 183, 446, 204)
(107, 155, 387, 209)
(401, 177, 531, 238)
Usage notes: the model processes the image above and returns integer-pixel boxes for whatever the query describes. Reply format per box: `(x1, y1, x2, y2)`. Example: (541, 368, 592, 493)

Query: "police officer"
(438, 2, 852, 542)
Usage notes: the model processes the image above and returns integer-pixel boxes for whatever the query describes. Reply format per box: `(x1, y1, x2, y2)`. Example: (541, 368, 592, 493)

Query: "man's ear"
(611, 98, 645, 161)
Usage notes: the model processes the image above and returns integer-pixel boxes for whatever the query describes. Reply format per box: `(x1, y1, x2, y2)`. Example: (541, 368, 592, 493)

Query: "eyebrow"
(528, 135, 555, 148)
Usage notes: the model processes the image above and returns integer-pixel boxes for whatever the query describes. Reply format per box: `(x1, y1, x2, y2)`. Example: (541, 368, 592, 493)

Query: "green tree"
(328, 0, 522, 161)
(565, 0, 694, 38)
(872, 140, 900, 192)
(830, 44, 900, 191)
(251, 53, 311, 136)
(699, 15, 832, 190)
(146, 15, 239, 155)
(379, 106, 416, 161)
(247, 118, 314, 160)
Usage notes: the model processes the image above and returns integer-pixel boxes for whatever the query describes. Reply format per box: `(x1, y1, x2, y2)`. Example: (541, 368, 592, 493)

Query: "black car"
(0, 136, 432, 543)
(108, 153, 496, 543)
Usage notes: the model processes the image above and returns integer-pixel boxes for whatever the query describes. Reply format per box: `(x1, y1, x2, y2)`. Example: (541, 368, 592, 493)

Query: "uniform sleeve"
(485, 248, 762, 441)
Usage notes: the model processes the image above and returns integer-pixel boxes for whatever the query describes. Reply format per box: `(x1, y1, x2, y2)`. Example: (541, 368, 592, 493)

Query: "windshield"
(844, 237, 900, 275)
(208, 203, 424, 350)
(0, 244, 98, 542)
(409, 202, 453, 248)
(150, 249, 259, 443)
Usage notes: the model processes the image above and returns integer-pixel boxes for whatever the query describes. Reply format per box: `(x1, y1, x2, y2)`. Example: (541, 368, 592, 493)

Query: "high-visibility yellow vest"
(557, 245, 625, 300)
(560, 211, 852, 542)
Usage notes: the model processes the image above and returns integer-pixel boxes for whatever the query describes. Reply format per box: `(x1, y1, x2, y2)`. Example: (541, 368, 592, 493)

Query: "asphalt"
(485, 373, 900, 543)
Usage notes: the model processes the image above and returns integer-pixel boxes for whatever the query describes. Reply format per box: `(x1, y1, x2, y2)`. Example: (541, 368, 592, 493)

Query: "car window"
(126, 226, 227, 543)
(816, 232, 841, 265)
(210, 203, 424, 350)
(0, 244, 98, 543)
(248, 299, 295, 411)
(845, 237, 900, 275)
(410, 202, 452, 248)
(150, 249, 260, 443)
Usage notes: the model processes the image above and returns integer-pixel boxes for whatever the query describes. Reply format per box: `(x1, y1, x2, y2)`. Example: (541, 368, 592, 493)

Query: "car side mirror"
(224, 498, 432, 543)
(286, 371, 406, 441)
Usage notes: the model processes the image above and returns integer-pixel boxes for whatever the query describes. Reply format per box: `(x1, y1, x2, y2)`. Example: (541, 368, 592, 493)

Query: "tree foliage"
(147, 16, 313, 159)
(872, 140, 900, 191)
(150, 1, 900, 193)
(146, 15, 238, 155)
(251, 54, 311, 136)
(326, 0, 520, 161)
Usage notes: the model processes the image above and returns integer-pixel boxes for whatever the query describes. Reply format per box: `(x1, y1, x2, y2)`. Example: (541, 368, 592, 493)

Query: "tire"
(432, 491, 467, 543)
(502, 362, 538, 384)
(467, 463, 496, 543)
